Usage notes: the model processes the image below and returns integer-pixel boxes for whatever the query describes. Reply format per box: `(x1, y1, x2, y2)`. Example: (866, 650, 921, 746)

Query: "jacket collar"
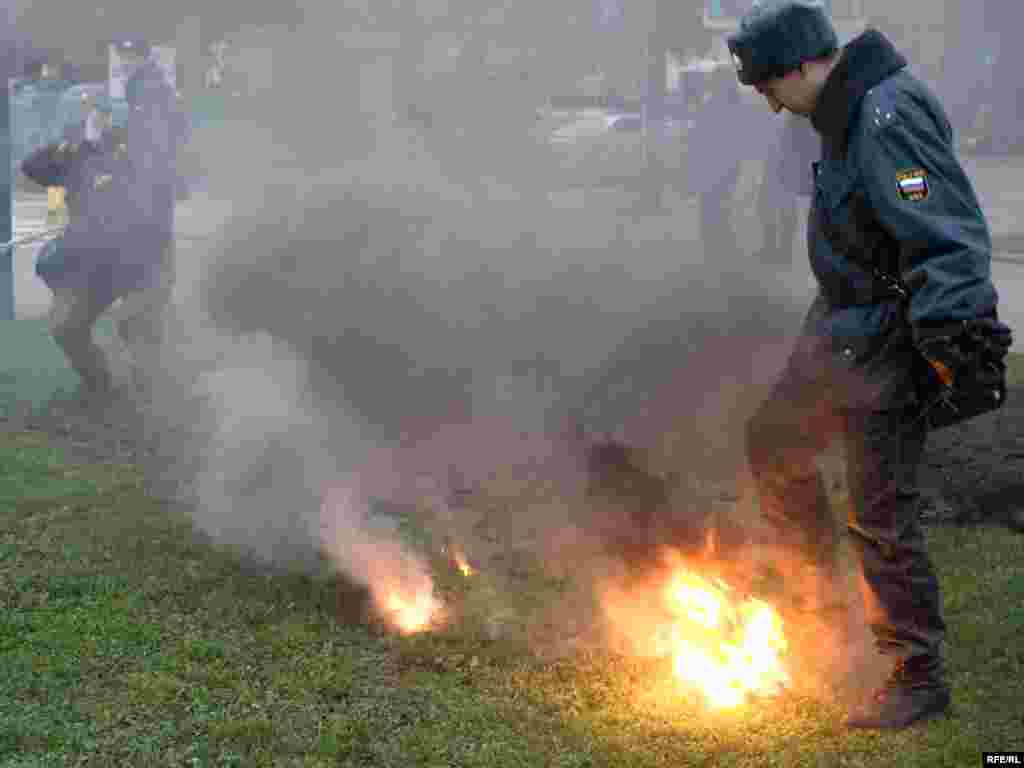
(810, 29, 907, 152)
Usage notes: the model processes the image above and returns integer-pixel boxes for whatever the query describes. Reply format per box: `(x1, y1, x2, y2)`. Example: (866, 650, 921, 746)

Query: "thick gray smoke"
(136, 1, 815, 626)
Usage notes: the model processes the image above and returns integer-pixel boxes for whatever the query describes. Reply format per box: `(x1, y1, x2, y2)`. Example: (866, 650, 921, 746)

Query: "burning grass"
(599, 551, 790, 709)
(2, 428, 1023, 766)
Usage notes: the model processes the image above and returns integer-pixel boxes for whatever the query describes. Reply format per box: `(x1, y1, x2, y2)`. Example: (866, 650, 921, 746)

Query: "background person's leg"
(112, 242, 176, 393)
(48, 287, 113, 397)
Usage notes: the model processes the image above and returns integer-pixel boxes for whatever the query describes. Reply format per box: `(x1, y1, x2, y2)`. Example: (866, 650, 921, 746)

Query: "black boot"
(846, 655, 950, 729)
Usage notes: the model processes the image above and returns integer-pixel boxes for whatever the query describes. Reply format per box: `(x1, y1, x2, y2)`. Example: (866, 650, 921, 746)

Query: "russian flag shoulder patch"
(895, 168, 929, 202)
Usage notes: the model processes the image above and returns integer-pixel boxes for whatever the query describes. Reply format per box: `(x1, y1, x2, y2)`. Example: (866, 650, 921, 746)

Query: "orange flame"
(319, 484, 444, 636)
(603, 554, 790, 709)
(382, 586, 443, 635)
(453, 550, 475, 578)
(443, 539, 476, 577)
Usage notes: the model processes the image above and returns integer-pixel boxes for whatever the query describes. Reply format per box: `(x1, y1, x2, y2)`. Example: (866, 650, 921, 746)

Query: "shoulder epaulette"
(862, 85, 900, 133)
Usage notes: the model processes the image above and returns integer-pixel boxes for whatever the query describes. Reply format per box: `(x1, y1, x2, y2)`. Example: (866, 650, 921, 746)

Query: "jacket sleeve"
(856, 106, 998, 332)
(20, 142, 74, 188)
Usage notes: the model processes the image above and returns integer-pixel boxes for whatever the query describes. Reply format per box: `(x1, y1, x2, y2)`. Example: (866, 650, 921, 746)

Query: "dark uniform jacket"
(795, 29, 1002, 402)
(22, 131, 166, 304)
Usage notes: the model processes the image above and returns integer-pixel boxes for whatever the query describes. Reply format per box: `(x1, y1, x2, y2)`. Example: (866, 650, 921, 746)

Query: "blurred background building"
(1, 0, 977, 109)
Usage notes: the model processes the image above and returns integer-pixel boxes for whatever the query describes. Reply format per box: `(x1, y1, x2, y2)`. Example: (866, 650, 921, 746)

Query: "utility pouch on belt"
(914, 318, 1012, 431)
(819, 191, 1014, 431)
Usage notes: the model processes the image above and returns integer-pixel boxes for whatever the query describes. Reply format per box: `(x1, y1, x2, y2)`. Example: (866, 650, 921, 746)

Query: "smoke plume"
(131, 1, 817, 635)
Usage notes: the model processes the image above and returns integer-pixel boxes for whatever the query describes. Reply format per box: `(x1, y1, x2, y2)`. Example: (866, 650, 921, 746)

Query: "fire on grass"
(600, 546, 790, 709)
(385, 535, 485, 628)
(320, 483, 446, 635)
(320, 477, 790, 705)
(319, 481, 489, 635)
(375, 538, 481, 632)
(444, 538, 477, 578)
(381, 581, 445, 635)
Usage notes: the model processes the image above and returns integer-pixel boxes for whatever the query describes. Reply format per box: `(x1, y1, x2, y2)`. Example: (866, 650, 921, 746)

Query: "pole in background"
(1, 76, 12, 321)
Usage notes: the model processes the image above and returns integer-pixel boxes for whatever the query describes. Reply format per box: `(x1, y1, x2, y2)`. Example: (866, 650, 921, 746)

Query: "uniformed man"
(22, 90, 176, 404)
(727, 0, 1008, 728)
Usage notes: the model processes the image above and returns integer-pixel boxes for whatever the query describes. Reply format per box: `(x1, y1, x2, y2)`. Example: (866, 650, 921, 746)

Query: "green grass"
(0, 353, 1022, 765)
(1007, 350, 1024, 390)
(1, 427, 1023, 767)
(0, 317, 116, 418)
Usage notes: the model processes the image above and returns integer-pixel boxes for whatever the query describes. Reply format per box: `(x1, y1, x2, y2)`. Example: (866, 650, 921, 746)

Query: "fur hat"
(727, 1, 838, 85)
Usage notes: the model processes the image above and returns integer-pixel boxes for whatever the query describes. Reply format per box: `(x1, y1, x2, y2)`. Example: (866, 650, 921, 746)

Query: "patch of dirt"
(2, 382, 202, 508)
(3, 394, 146, 465)
(918, 386, 1024, 526)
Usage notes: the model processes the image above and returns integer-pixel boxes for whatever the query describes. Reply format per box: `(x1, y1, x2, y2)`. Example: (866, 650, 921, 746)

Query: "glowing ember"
(443, 539, 476, 577)
(604, 555, 790, 709)
(453, 550, 475, 578)
(381, 586, 443, 635)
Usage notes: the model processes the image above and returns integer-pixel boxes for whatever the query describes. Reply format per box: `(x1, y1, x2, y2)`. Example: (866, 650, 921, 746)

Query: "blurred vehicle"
(542, 56, 735, 189)
(546, 105, 689, 186)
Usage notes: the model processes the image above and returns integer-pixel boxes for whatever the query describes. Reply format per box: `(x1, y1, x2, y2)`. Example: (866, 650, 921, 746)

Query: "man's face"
(753, 66, 816, 115)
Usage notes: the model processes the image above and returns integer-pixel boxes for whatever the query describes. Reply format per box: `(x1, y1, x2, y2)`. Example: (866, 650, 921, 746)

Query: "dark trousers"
(746, 373, 946, 661)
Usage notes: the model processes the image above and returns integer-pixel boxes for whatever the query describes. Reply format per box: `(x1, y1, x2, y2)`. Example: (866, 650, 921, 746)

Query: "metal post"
(175, 15, 203, 100)
(1, 76, 12, 321)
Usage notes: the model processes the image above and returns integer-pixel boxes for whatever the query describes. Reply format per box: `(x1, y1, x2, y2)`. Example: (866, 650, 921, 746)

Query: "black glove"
(974, 318, 1014, 357)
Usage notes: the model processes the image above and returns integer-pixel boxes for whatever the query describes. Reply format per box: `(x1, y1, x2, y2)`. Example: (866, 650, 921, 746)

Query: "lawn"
(1, 358, 1023, 766)
(0, 317, 116, 419)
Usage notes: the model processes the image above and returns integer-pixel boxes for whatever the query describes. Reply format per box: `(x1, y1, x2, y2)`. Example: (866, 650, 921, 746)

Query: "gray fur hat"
(727, 1, 838, 85)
